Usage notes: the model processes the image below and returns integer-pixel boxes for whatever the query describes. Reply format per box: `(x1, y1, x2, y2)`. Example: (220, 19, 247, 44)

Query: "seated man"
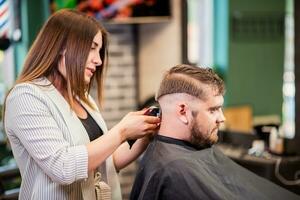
(130, 64, 299, 200)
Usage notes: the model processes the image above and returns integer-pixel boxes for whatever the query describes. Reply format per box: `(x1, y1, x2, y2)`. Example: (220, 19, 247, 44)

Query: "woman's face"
(84, 31, 103, 84)
(58, 31, 103, 84)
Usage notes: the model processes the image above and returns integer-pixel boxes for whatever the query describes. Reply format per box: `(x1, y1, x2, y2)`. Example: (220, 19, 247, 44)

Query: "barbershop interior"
(0, 0, 299, 199)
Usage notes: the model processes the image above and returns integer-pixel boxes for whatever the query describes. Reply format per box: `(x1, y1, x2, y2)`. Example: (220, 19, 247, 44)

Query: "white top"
(4, 78, 121, 200)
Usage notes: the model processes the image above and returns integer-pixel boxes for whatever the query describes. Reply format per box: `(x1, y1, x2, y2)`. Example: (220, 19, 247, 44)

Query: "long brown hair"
(15, 9, 108, 109)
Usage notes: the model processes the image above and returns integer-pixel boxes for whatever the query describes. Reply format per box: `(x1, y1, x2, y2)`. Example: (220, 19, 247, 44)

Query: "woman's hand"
(113, 109, 161, 143)
(87, 109, 160, 171)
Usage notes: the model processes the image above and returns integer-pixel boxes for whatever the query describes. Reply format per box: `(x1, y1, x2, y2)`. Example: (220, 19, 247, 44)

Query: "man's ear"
(177, 103, 190, 125)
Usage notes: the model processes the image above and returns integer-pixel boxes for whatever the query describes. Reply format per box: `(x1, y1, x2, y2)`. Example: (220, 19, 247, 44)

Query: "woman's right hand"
(113, 109, 161, 143)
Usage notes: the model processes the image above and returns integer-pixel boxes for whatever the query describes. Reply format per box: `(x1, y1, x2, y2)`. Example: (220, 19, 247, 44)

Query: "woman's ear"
(58, 49, 67, 78)
(60, 49, 66, 56)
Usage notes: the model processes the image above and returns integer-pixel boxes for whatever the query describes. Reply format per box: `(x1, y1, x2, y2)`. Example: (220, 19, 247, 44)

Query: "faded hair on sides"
(156, 64, 225, 100)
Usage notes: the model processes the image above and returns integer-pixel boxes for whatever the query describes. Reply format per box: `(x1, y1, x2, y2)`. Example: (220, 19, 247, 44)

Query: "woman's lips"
(86, 68, 95, 76)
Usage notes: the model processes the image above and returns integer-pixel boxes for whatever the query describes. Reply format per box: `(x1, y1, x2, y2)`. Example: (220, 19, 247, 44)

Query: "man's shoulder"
(131, 144, 217, 200)
(140, 141, 203, 175)
(142, 145, 227, 177)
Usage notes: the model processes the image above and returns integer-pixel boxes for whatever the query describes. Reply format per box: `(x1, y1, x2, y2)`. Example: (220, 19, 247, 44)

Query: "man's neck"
(158, 123, 191, 142)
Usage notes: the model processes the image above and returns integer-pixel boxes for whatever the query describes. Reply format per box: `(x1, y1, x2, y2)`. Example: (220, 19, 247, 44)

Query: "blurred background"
(0, 0, 299, 199)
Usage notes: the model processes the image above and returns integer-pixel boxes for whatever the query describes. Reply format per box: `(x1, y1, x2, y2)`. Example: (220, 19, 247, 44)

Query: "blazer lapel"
(33, 78, 90, 145)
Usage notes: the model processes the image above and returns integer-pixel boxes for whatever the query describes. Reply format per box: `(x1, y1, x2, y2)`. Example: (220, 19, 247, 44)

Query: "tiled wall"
(102, 24, 138, 129)
(94, 24, 138, 200)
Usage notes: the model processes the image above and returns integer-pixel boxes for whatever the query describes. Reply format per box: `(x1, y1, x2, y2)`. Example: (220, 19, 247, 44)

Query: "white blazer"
(4, 78, 121, 200)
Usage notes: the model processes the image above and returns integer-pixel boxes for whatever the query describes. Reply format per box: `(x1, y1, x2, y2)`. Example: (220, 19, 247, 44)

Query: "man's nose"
(217, 111, 226, 123)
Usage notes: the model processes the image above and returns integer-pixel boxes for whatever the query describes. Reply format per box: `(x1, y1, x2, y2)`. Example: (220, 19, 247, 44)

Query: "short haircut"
(156, 64, 225, 100)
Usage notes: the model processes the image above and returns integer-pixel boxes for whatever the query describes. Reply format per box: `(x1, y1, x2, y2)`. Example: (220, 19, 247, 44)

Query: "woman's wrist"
(134, 135, 151, 151)
(111, 124, 127, 144)
(141, 135, 151, 144)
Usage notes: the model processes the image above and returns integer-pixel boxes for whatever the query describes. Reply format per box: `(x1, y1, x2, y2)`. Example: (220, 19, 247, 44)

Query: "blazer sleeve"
(5, 84, 88, 185)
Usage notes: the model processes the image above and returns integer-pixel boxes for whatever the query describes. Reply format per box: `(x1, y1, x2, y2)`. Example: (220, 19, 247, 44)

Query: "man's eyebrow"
(209, 105, 223, 110)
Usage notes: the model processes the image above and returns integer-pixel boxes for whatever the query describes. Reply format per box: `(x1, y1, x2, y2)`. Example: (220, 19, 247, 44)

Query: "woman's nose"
(93, 53, 102, 66)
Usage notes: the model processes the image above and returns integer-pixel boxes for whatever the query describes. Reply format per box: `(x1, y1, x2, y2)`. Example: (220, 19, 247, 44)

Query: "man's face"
(189, 89, 225, 148)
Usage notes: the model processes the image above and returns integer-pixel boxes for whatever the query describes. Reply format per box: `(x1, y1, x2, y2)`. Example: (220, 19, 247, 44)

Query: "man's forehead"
(205, 94, 224, 107)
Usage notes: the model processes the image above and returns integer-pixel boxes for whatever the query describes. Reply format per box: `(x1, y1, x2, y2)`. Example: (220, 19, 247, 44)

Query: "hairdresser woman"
(3, 9, 160, 200)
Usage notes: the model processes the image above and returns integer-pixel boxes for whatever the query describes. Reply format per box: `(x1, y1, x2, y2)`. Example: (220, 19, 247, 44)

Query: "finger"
(154, 124, 160, 131)
(133, 109, 148, 115)
(144, 129, 158, 136)
(141, 107, 148, 111)
(144, 115, 161, 123)
(144, 123, 160, 131)
(136, 107, 155, 115)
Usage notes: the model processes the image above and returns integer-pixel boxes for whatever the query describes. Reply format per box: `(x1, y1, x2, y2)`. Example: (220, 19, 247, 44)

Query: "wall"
(101, 24, 137, 200)
(14, 0, 49, 75)
(101, 25, 137, 129)
(138, 0, 182, 104)
(227, 0, 285, 117)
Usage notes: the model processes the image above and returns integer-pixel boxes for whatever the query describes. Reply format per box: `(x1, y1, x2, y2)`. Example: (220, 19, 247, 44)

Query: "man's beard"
(190, 119, 219, 149)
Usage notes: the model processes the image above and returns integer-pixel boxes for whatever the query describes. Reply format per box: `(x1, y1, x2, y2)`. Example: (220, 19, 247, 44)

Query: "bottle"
(269, 127, 284, 154)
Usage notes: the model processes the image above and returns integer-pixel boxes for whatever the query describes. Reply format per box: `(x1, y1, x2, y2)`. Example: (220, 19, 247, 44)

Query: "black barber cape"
(130, 135, 299, 200)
